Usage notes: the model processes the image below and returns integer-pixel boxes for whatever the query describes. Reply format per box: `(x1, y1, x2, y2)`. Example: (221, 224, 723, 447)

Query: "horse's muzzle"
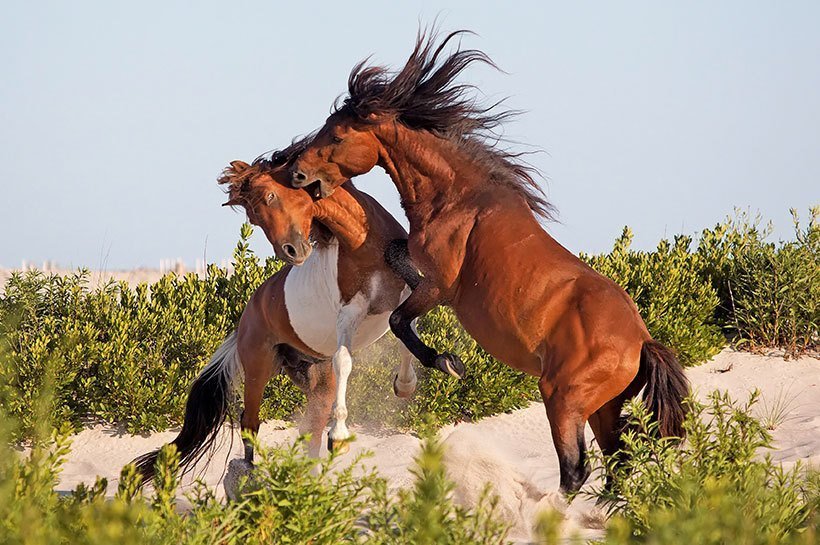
(291, 169, 309, 188)
(280, 239, 312, 266)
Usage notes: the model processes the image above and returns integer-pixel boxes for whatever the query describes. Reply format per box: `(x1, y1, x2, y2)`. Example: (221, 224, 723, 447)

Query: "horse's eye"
(266, 192, 277, 205)
(332, 135, 343, 144)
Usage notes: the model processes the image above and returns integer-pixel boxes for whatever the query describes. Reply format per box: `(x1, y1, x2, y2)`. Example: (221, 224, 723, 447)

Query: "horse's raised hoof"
(435, 353, 465, 379)
(393, 373, 417, 398)
(327, 435, 352, 455)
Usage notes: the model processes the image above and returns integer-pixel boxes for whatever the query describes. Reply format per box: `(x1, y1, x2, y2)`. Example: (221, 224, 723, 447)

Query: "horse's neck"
(373, 124, 471, 225)
(313, 186, 369, 250)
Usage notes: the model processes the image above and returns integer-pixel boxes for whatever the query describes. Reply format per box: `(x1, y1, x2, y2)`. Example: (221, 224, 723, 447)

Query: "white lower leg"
(329, 345, 352, 443)
(328, 296, 366, 448)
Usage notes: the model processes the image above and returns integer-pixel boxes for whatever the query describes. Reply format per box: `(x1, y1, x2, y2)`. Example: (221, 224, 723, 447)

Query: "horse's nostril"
(283, 244, 297, 258)
(293, 171, 307, 184)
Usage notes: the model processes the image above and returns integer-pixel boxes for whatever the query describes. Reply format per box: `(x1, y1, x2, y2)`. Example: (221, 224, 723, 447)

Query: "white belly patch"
(283, 242, 393, 356)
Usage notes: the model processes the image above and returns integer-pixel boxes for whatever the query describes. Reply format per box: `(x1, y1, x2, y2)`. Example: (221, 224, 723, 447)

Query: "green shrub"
(582, 228, 725, 365)
(0, 354, 511, 545)
(0, 224, 297, 439)
(584, 391, 819, 543)
(406, 307, 540, 429)
(3, 322, 819, 544)
(0, 224, 541, 439)
(340, 310, 540, 434)
(1, 209, 816, 441)
(699, 207, 819, 356)
(226, 436, 381, 544)
(344, 336, 413, 428)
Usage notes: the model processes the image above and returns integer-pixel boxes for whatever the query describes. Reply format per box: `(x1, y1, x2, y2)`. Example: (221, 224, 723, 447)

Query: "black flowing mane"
(337, 28, 556, 221)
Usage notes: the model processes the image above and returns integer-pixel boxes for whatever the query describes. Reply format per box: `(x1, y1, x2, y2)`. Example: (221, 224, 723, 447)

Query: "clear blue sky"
(2, 2, 818, 269)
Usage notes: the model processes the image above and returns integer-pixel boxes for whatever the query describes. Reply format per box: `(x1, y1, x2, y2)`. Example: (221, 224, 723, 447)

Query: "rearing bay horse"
(291, 31, 689, 494)
(133, 149, 452, 482)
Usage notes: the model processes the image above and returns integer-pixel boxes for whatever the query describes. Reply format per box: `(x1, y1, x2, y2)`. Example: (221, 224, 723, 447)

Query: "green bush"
(365, 432, 510, 544)
(0, 224, 298, 439)
(698, 207, 819, 356)
(1, 209, 816, 441)
(582, 228, 725, 365)
(408, 307, 540, 429)
(3, 322, 819, 544)
(0, 362, 511, 545)
(580, 392, 820, 543)
(0, 223, 536, 440)
(338, 309, 540, 433)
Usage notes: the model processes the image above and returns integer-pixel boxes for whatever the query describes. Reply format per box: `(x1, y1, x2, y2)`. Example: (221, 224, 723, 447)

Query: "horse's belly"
(454, 302, 540, 374)
(287, 307, 390, 357)
(287, 304, 341, 357)
(454, 243, 551, 374)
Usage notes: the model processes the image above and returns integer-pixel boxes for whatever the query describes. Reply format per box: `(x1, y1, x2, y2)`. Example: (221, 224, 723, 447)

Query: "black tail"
(640, 340, 689, 438)
(131, 332, 242, 485)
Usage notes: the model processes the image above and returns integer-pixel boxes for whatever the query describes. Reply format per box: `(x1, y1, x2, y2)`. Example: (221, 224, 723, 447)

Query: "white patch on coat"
(283, 242, 405, 357)
(283, 242, 343, 355)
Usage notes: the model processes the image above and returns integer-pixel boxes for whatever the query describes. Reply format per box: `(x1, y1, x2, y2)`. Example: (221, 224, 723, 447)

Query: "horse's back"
(454, 204, 649, 373)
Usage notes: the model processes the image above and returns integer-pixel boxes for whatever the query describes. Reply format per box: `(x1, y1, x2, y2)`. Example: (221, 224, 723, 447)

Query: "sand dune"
(43, 349, 820, 542)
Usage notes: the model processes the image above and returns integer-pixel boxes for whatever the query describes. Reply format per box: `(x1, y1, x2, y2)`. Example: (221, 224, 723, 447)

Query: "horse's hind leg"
(541, 346, 640, 495)
(588, 395, 627, 457)
(587, 395, 629, 497)
(294, 361, 335, 457)
(588, 369, 644, 492)
(238, 338, 281, 463)
(539, 379, 591, 495)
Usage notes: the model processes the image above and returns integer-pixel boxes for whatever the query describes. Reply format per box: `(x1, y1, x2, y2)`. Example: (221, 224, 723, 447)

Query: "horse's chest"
(283, 244, 391, 357)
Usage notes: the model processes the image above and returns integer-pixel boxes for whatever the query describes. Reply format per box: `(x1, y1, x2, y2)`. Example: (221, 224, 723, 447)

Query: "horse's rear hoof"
(224, 458, 254, 502)
(435, 353, 465, 379)
(327, 435, 352, 455)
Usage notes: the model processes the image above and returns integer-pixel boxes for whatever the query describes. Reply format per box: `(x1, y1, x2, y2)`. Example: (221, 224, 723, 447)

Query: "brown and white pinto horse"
(290, 31, 690, 494)
(132, 151, 456, 483)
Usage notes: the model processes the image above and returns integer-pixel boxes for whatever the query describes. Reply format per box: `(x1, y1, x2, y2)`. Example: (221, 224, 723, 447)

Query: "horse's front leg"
(327, 297, 367, 454)
(388, 279, 465, 379)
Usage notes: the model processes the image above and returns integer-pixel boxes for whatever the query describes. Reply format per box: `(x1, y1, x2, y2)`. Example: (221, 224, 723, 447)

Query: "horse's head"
(290, 111, 382, 199)
(219, 160, 315, 265)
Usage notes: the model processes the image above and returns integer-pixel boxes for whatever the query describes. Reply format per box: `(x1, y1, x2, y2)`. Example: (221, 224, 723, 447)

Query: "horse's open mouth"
(305, 181, 323, 200)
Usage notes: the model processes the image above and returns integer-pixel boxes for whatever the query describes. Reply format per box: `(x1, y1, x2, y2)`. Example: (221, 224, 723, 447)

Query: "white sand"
(43, 349, 820, 542)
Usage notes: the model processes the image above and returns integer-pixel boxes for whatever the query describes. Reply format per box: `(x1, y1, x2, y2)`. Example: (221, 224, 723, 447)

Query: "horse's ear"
(230, 160, 250, 171)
